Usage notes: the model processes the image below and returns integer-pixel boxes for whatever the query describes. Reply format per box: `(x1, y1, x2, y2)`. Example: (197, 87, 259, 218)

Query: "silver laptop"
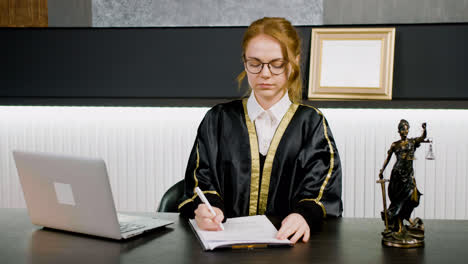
(13, 150, 174, 240)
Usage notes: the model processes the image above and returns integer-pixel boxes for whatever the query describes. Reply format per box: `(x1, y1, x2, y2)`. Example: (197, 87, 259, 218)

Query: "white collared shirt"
(247, 91, 292, 155)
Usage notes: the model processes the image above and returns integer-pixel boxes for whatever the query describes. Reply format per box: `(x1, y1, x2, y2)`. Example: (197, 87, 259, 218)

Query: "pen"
(195, 187, 225, 231)
(232, 244, 268, 249)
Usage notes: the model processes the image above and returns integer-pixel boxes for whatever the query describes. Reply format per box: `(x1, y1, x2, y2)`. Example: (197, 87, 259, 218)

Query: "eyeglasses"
(244, 58, 288, 75)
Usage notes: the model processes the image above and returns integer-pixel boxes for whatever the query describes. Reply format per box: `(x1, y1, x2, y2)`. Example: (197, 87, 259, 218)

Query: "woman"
(178, 17, 342, 244)
(379, 120, 426, 233)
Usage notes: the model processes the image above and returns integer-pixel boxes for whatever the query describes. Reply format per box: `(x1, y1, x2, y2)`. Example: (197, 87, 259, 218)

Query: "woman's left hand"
(276, 213, 310, 243)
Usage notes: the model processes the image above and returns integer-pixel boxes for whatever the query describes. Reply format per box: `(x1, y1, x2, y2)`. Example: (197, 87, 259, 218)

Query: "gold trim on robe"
(298, 105, 335, 218)
(243, 99, 299, 215)
(258, 103, 299, 215)
(178, 143, 221, 210)
(178, 191, 221, 210)
(242, 99, 261, 216)
(193, 144, 200, 191)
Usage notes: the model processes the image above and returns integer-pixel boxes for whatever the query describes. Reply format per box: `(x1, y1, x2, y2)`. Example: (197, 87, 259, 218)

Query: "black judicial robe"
(178, 99, 342, 224)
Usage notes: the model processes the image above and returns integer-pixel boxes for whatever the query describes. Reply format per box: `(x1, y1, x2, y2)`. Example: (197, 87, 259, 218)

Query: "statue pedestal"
(381, 218, 425, 248)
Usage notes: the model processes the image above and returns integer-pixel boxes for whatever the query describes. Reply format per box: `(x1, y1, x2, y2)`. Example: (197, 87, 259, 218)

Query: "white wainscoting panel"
(1, 106, 467, 219)
(322, 108, 468, 220)
(0, 106, 209, 212)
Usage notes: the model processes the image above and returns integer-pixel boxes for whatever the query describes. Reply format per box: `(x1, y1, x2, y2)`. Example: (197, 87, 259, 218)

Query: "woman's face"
(244, 34, 289, 104)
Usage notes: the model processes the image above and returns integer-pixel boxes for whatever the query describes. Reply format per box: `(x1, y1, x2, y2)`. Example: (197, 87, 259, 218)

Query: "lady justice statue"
(377, 120, 428, 248)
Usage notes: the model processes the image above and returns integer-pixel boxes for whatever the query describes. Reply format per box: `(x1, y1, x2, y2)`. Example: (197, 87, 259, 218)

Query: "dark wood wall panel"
(1, 23, 468, 108)
(0, 0, 47, 27)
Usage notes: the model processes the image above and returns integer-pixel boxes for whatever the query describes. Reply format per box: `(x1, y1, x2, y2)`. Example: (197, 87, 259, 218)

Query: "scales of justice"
(377, 120, 435, 248)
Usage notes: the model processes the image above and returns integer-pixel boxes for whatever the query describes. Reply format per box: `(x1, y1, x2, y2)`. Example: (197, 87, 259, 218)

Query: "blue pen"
(195, 187, 225, 231)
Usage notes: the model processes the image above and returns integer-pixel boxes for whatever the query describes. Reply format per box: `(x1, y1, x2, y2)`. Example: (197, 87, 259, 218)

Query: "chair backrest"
(157, 179, 185, 212)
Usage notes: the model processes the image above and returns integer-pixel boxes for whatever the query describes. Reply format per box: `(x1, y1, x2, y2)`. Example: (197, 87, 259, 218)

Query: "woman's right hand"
(194, 204, 224, 231)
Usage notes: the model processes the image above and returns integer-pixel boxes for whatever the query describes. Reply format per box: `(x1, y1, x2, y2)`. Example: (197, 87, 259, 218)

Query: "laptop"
(12, 150, 174, 240)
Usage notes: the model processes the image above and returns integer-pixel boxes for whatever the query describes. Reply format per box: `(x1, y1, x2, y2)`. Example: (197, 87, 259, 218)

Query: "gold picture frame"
(308, 28, 396, 100)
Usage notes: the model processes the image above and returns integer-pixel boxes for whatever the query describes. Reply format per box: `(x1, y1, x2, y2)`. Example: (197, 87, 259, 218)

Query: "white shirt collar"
(247, 91, 292, 122)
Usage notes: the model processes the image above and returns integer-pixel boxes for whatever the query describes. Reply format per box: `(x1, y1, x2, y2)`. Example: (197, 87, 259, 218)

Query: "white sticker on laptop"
(53, 182, 76, 206)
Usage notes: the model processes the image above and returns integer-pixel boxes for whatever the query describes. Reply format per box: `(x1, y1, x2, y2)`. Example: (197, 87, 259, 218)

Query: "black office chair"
(157, 179, 185, 212)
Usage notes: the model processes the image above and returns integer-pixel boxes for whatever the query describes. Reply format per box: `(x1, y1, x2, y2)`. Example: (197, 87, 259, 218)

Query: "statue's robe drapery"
(387, 138, 422, 224)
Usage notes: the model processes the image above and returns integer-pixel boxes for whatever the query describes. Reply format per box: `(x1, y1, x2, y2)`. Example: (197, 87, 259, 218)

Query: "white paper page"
(190, 215, 287, 242)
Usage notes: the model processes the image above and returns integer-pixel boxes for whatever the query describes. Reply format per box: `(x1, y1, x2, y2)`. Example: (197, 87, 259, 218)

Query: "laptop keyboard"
(119, 223, 145, 233)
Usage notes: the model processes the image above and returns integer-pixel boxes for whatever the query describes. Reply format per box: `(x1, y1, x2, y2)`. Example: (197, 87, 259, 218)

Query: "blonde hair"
(237, 17, 303, 103)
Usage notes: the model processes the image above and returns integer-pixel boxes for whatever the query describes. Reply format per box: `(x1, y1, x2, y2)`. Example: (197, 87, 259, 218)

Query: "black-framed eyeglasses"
(244, 58, 288, 75)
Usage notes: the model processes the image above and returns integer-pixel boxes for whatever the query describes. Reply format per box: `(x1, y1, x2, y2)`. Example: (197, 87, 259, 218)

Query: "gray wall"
(48, 0, 92, 27)
(324, 0, 468, 24)
(48, 0, 468, 27)
(48, 0, 322, 27)
(92, 0, 323, 26)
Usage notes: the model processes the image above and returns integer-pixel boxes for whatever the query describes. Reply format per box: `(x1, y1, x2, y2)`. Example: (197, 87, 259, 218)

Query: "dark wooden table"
(1, 209, 467, 264)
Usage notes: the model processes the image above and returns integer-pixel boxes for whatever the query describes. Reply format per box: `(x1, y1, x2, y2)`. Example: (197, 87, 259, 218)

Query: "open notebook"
(189, 215, 292, 250)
